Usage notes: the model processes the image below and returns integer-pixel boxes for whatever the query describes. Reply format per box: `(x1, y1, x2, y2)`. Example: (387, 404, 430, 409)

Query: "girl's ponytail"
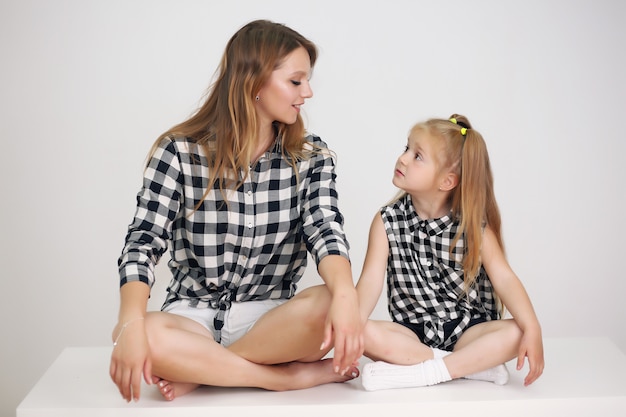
(449, 115, 503, 290)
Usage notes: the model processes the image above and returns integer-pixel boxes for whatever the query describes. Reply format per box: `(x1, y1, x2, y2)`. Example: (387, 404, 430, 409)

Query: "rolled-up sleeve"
(301, 141, 350, 265)
(118, 138, 183, 287)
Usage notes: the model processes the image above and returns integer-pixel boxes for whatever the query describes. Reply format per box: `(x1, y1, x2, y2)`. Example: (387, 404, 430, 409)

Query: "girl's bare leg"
(361, 320, 433, 364)
(360, 319, 522, 390)
(444, 319, 522, 378)
(362, 318, 522, 377)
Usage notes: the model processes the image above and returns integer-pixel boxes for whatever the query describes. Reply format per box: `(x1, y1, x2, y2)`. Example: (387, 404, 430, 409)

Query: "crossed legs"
(147, 286, 357, 400)
(360, 318, 522, 390)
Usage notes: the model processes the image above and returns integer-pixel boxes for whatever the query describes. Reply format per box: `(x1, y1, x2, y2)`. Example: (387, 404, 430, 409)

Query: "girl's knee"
(362, 321, 394, 351)
(362, 321, 381, 345)
(495, 320, 524, 354)
(501, 319, 523, 339)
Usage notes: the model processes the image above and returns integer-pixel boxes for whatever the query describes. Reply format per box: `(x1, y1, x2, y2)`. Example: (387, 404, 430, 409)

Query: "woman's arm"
(317, 254, 363, 375)
(300, 139, 363, 374)
(111, 138, 182, 401)
(110, 281, 152, 402)
(481, 225, 544, 385)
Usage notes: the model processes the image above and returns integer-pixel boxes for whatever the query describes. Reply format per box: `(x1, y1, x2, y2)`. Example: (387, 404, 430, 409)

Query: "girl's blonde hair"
(399, 114, 503, 290)
(149, 20, 318, 198)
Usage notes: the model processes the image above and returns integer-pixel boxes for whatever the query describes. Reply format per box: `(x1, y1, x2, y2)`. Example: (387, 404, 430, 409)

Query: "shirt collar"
(403, 194, 454, 237)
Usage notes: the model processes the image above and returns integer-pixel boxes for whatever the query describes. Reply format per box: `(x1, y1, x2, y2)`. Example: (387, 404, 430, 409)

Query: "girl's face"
(255, 46, 313, 126)
(393, 130, 444, 195)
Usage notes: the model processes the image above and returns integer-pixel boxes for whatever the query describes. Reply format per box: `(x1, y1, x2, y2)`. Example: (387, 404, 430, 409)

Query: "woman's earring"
(255, 95, 260, 101)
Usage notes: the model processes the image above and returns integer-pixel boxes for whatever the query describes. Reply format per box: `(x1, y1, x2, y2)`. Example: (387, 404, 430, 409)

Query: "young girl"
(356, 114, 544, 390)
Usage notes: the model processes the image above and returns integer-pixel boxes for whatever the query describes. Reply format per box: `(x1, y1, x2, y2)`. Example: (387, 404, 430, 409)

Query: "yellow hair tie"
(449, 118, 467, 136)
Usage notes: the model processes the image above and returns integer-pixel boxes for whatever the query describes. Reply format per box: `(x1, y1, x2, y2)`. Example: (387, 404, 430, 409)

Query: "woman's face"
(255, 46, 313, 126)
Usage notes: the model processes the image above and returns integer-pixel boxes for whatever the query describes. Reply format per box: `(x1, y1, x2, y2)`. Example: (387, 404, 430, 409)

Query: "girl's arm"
(355, 213, 390, 322)
(481, 225, 544, 386)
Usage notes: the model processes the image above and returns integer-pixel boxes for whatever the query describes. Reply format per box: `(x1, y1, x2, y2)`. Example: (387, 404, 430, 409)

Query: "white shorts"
(163, 298, 286, 347)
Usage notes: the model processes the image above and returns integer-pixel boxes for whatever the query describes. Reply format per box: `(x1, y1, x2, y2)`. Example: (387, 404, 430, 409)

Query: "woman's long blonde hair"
(398, 114, 503, 290)
(149, 20, 318, 197)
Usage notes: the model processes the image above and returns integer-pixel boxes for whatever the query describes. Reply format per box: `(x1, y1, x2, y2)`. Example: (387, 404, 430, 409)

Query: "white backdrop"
(1, 1, 625, 416)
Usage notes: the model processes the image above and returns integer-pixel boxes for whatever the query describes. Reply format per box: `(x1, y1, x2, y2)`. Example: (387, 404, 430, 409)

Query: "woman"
(110, 19, 363, 402)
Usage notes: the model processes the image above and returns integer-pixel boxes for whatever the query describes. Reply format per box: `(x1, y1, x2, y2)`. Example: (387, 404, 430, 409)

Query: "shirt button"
(248, 223, 253, 229)
(247, 190, 252, 196)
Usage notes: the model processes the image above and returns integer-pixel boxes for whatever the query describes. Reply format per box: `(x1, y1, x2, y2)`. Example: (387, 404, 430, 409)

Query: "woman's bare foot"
(152, 376, 200, 401)
(274, 358, 360, 391)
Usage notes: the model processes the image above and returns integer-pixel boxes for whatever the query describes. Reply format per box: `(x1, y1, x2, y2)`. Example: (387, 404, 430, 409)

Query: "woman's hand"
(322, 288, 364, 374)
(318, 255, 364, 375)
(109, 318, 152, 402)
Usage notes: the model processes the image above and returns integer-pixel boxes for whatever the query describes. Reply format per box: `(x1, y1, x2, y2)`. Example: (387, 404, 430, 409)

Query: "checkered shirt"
(118, 134, 350, 342)
(381, 194, 498, 350)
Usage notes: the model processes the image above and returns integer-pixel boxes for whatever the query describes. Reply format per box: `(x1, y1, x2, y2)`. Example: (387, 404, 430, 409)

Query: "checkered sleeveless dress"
(381, 194, 498, 350)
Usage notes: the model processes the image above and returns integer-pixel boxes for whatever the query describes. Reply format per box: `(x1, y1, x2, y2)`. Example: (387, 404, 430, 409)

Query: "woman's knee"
(290, 285, 332, 325)
(143, 312, 170, 357)
(143, 311, 208, 359)
(294, 285, 331, 303)
(292, 285, 332, 311)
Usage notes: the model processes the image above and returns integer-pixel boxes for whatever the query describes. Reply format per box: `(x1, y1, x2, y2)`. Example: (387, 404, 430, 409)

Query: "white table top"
(17, 337, 626, 416)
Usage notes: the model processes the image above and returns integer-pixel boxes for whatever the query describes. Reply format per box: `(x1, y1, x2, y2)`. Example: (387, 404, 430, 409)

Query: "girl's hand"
(516, 329, 544, 386)
(109, 318, 152, 402)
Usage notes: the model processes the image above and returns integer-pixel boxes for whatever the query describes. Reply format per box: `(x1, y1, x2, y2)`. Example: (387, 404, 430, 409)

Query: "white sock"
(362, 359, 452, 391)
(431, 347, 451, 359)
(431, 347, 508, 385)
(464, 363, 509, 385)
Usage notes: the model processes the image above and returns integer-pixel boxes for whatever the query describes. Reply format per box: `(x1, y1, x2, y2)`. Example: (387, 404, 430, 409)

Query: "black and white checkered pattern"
(118, 134, 350, 342)
(381, 194, 498, 350)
